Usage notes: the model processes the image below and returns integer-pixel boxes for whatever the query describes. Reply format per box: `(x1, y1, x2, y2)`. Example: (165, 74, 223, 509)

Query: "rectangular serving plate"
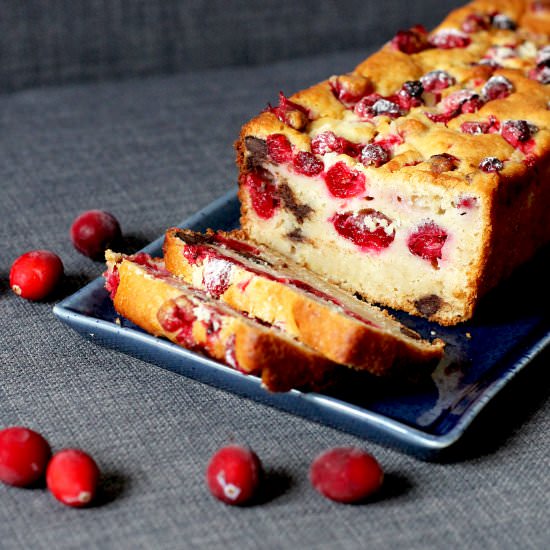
(53, 189, 550, 460)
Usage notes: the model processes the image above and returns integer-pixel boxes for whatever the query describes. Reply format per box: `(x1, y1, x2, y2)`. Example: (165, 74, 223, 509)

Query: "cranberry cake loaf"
(163, 228, 444, 376)
(236, 0, 550, 325)
(104, 251, 338, 392)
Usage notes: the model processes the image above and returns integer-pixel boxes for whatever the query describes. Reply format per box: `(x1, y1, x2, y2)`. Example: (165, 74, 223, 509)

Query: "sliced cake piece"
(163, 228, 444, 376)
(104, 251, 338, 392)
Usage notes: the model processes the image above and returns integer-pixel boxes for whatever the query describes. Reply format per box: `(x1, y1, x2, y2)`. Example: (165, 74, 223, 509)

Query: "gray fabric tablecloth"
(0, 0, 464, 93)
(1, 50, 549, 549)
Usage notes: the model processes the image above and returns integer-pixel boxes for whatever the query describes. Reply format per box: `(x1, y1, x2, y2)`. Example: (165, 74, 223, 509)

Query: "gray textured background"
(0, 0, 463, 92)
(1, 1, 549, 549)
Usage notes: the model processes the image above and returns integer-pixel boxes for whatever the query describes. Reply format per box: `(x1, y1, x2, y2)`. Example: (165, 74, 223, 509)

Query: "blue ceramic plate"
(53, 189, 550, 459)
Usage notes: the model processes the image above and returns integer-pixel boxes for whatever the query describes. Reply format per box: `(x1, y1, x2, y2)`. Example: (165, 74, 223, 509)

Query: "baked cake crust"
(235, 0, 550, 325)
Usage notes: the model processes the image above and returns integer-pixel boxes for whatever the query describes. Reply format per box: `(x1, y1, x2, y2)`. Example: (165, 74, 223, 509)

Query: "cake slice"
(163, 228, 444, 376)
(104, 251, 338, 392)
(235, 0, 550, 325)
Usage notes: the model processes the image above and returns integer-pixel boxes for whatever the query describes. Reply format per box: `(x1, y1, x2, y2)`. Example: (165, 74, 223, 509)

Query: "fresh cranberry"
(203, 258, 233, 298)
(501, 120, 537, 147)
(324, 162, 366, 198)
(293, 151, 324, 176)
(390, 25, 428, 54)
(361, 144, 389, 167)
(491, 13, 516, 30)
(481, 75, 514, 101)
(70, 210, 121, 259)
(311, 131, 346, 155)
(332, 209, 395, 251)
(0, 427, 51, 487)
(429, 30, 471, 49)
(265, 92, 309, 129)
(244, 172, 279, 219)
(46, 449, 100, 508)
(420, 70, 456, 92)
(266, 134, 293, 163)
(10, 250, 64, 301)
(310, 447, 383, 504)
(407, 221, 448, 263)
(479, 157, 504, 172)
(206, 445, 262, 505)
(461, 13, 490, 33)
